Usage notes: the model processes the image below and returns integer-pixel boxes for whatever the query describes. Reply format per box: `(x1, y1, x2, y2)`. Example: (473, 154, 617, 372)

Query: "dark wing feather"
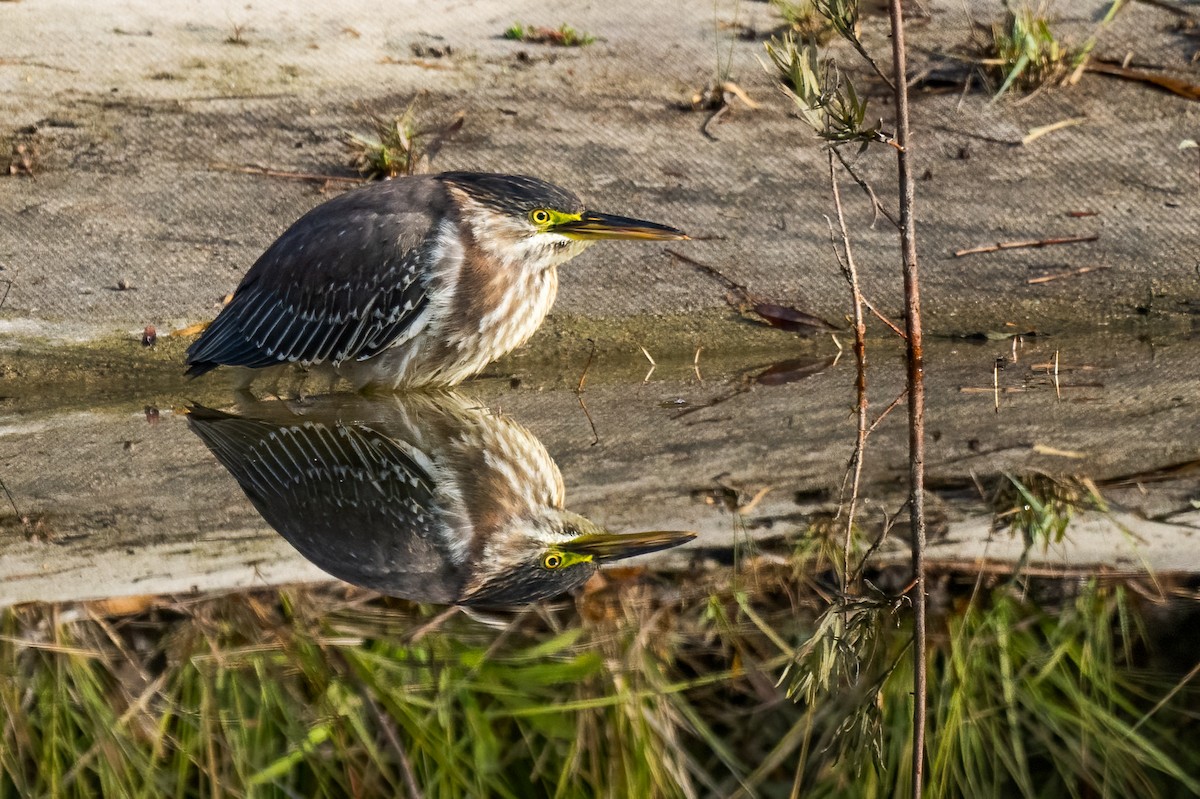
(185, 178, 449, 376)
(187, 405, 471, 601)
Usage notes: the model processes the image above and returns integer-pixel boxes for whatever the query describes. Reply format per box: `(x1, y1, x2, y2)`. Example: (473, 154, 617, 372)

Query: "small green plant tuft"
(503, 22, 595, 47)
(978, 0, 1125, 97)
(343, 101, 463, 180)
(987, 1, 1071, 97)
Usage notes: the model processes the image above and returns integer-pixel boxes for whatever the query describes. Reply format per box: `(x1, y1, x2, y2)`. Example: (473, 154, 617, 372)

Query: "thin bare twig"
(994, 358, 1002, 413)
(958, 386, 1027, 394)
(576, 339, 597, 393)
(665, 248, 749, 296)
(839, 29, 895, 91)
(861, 297, 906, 338)
(868, 390, 907, 434)
(1021, 116, 1087, 145)
(886, 0, 928, 790)
(575, 340, 599, 446)
(832, 147, 900, 230)
(366, 692, 424, 799)
(0, 475, 24, 526)
(208, 162, 362, 184)
(850, 509, 901, 584)
(0, 58, 79, 73)
(1027, 264, 1109, 284)
(954, 234, 1098, 257)
(405, 606, 459, 643)
(664, 248, 840, 334)
(1053, 350, 1061, 400)
(0, 275, 13, 311)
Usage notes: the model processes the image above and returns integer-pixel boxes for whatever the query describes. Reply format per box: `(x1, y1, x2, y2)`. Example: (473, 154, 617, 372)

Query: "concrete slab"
(2, 0, 1199, 342)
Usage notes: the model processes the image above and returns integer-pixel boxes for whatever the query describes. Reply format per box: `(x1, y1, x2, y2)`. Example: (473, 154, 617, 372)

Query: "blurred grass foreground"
(2, 557, 1198, 799)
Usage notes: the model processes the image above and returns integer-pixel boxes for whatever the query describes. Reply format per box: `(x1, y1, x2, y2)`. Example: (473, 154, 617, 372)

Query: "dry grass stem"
(954, 234, 1098, 256)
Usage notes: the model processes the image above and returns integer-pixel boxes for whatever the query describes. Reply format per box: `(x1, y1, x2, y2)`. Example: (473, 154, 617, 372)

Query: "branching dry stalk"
(765, 3, 928, 789)
(827, 153, 869, 592)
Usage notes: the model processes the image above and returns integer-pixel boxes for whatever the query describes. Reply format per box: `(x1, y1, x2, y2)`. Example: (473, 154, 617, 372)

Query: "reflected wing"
(185, 179, 448, 376)
(187, 405, 469, 600)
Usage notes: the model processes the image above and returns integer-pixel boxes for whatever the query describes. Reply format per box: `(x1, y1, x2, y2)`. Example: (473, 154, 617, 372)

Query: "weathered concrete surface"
(2, 330, 1198, 605)
(2, 0, 1199, 344)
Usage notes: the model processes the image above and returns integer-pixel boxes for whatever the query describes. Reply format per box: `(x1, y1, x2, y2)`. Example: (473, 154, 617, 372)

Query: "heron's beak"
(555, 211, 689, 241)
(565, 529, 697, 562)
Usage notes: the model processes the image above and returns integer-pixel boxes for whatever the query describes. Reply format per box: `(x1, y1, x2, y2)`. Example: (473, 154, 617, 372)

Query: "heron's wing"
(185, 179, 449, 375)
(187, 405, 470, 601)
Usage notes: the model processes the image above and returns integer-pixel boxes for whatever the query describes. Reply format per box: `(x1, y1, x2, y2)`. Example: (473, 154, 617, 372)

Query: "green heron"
(185, 172, 687, 389)
(187, 392, 696, 605)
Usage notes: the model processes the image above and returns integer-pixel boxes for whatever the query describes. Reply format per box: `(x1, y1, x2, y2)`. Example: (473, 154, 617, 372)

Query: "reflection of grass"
(1, 568, 1197, 797)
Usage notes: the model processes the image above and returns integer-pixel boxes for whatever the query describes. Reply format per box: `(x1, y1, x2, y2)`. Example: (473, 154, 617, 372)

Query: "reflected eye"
(530, 209, 552, 226)
(542, 552, 564, 569)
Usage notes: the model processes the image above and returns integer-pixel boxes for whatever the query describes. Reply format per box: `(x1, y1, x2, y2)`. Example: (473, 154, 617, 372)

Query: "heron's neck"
(408, 219, 562, 387)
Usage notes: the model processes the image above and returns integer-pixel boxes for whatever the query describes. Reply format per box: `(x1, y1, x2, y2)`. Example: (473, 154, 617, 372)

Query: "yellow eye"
(542, 552, 564, 569)
(530, 209, 552, 226)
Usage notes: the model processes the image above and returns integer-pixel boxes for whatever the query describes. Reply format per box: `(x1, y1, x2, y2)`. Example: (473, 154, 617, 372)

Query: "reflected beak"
(554, 211, 689, 241)
(565, 529, 697, 562)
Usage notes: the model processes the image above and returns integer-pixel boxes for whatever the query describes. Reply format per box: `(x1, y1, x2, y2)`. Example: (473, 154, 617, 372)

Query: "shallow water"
(2, 327, 1199, 604)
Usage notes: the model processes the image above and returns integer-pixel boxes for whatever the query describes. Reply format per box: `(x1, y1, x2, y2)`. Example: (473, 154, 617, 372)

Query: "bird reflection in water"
(187, 392, 695, 606)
